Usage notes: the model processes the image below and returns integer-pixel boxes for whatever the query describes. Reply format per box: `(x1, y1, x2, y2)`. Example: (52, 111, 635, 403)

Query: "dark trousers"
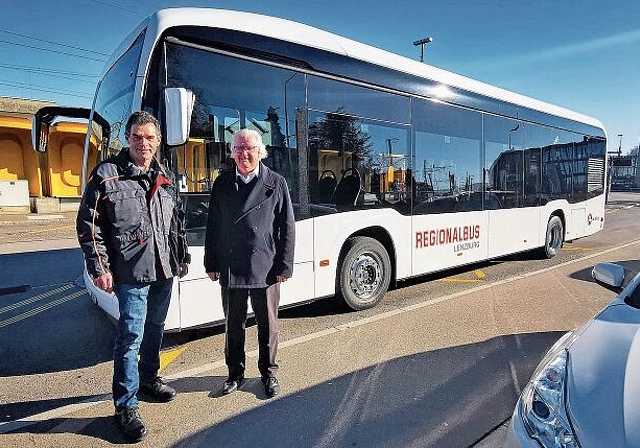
(221, 284, 280, 380)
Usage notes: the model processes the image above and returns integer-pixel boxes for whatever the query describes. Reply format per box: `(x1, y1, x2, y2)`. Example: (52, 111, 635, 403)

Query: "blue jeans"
(113, 278, 173, 410)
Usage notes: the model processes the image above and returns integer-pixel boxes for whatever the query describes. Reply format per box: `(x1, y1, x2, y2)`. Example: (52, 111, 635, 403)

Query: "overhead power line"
(86, 0, 147, 16)
(0, 68, 97, 85)
(0, 63, 98, 78)
(0, 28, 110, 57)
(0, 39, 107, 63)
(0, 81, 94, 99)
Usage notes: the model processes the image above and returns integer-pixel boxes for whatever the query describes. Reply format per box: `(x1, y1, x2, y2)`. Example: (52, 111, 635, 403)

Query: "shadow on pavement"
(0, 284, 116, 376)
(167, 331, 562, 448)
(0, 395, 108, 425)
(0, 247, 84, 290)
(569, 258, 640, 286)
(2, 332, 561, 446)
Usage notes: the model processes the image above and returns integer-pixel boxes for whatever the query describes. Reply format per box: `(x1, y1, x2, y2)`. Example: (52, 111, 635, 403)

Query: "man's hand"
(179, 263, 189, 278)
(276, 275, 288, 283)
(93, 272, 114, 293)
(208, 272, 220, 282)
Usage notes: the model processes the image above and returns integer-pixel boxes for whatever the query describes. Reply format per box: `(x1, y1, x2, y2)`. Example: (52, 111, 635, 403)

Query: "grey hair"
(232, 128, 268, 160)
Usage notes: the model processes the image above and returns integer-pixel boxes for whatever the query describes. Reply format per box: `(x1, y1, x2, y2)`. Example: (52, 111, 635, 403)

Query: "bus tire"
(542, 215, 563, 259)
(337, 236, 391, 310)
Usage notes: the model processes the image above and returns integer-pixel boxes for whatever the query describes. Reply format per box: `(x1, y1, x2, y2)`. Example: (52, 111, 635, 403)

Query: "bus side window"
(412, 99, 481, 214)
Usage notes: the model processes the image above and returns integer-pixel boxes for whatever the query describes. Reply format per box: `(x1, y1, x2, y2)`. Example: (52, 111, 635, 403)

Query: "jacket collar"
(257, 162, 276, 189)
(233, 162, 276, 222)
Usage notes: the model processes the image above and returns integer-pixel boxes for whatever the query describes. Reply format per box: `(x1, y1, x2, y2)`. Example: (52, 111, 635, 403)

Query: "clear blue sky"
(1, 0, 638, 152)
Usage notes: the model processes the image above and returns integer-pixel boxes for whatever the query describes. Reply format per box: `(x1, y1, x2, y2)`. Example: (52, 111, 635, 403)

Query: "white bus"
(33, 8, 607, 331)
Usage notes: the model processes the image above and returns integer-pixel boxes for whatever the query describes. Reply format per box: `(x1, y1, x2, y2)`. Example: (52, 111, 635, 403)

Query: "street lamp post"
(413, 37, 434, 63)
(618, 134, 623, 156)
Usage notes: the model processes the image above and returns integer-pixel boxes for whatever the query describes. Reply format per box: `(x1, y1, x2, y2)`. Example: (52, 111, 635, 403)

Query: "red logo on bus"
(415, 225, 481, 249)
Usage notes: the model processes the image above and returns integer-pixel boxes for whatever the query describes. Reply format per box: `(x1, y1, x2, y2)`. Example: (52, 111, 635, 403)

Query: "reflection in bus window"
(483, 116, 605, 208)
(307, 110, 410, 214)
(91, 32, 145, 166)
(164, 40, 306, 237)
(484, 116, 526, 209)
(412, 99, 481, 214)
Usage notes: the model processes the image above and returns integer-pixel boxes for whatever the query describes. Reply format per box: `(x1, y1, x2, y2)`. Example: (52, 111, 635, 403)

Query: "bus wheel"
(542, 215, 563, 258)
(338, 236, 391, 310)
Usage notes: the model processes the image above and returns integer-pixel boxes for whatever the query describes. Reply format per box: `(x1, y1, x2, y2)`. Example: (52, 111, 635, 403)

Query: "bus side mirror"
(31, 106, 95, 153)
(31, 116, 50, 153)
(164, 88, 195, 146)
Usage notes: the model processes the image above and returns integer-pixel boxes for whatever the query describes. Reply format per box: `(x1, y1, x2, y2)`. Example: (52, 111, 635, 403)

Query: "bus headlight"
(520, 349, 580, 448)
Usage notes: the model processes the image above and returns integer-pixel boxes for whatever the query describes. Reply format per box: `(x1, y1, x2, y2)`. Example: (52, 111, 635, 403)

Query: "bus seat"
(332, 168, 361, 206)
(317, 170, 337, 203)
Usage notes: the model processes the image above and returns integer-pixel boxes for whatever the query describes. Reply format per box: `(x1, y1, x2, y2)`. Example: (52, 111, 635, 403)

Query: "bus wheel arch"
(337, 232, 393, 310)
(541, 212, 565, 259)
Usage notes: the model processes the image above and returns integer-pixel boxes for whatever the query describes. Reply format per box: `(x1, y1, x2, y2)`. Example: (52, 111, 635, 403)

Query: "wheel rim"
(349, 252, 383, 301)
(549, 224, 562, 250)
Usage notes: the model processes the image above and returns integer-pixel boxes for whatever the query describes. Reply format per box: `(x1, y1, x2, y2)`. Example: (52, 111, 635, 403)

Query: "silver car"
(505, 262, 640, 448)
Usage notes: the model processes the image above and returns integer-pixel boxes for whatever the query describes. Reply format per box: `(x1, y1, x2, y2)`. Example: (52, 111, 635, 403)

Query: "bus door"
(411, 100, 488, 276)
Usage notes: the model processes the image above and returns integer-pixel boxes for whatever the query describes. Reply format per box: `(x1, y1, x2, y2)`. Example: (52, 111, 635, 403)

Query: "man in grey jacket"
(76, 111, 190, 441)
(205, 128, 295, 398)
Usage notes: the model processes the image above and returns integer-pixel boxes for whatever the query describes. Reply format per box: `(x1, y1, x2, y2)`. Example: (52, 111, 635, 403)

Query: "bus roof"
(109, 7, 604, 132)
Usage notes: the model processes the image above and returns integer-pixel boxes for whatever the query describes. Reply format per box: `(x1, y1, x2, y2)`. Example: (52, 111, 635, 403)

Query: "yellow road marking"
(0, 290, 85, 329)
(438, 269, 487, 283)
(159, 348, 186, 372)
(0, 284, 75, 315)
(437, 278, 484, 283)
(28, 225, 75, 234)
(562, 246, 591, 251)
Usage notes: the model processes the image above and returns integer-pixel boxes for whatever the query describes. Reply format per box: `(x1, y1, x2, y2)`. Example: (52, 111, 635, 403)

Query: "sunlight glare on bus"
(431, 84, 452, 99)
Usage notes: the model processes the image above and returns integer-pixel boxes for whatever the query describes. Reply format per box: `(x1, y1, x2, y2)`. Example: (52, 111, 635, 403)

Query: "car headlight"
(520, 348, 580, 448)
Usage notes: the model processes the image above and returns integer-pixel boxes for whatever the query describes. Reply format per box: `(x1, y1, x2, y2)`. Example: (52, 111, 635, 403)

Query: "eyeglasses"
(233, 145, 259, 154)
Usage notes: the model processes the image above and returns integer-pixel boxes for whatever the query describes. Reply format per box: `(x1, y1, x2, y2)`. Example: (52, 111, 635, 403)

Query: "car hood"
(567, 301, 640, 447)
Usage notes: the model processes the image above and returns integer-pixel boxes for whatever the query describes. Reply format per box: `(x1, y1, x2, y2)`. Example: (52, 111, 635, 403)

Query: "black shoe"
(139, 376, 177, 402)
(115, 407, 147, 441)
(222, 377, 244, 395)
(263, 377, 280, 398)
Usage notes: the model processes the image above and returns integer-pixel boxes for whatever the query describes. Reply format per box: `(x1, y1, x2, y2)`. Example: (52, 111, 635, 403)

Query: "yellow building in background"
(0, 97, 89, 213)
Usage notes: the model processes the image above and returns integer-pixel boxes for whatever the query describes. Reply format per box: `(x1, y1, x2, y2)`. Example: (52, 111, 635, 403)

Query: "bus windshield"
(91, 31, 146, 166)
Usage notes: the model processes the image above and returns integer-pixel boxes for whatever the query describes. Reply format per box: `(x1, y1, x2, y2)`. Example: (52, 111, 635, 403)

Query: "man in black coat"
(204, 128, 295, 398)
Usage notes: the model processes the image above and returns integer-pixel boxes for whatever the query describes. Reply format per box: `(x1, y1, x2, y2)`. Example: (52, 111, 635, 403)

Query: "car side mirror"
(164, 88, 195, 146)
(592, 262, 625, 289)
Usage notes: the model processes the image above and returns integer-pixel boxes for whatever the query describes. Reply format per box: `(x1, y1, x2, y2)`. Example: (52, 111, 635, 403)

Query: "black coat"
(204, 163, 295, 288)
(76, 149, 190, 284)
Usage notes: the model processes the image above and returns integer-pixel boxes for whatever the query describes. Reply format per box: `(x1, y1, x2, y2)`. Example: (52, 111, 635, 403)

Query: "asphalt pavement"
(2, 239, 634, 446)
(0, 210, 77, 252)
(0, 211, 79, 291)
(0, 192, 639, 447)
